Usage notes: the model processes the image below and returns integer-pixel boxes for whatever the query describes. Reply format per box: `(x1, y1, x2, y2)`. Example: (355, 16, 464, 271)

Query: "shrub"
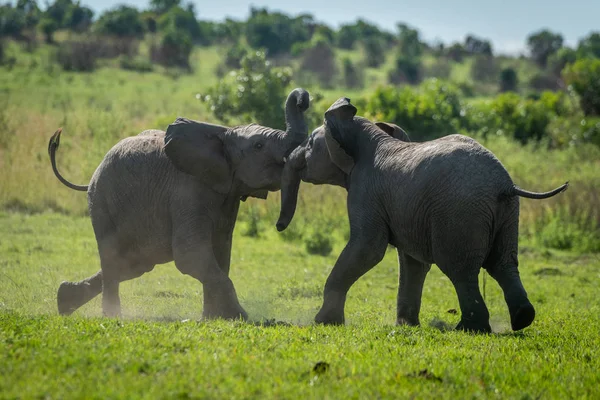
(388, 55, 421, 85)
(529, 71, 561, 91)
(342, 58, 364, 89)
(95, 5, 145, 38)
(563, 59, 600, 116)
(361, 79, 462, 141)
(305, 230, 333, 256)
(119, 55, 153, 72)
(150, 27, 192, 69)
(298, 37, 336, 87)
(470, 55, 499, 83)
(362, 37, 385, 68)
(242, 205, 263, 238)
(202, 51, 292, 129)
(55, 39, 98, 72)
(499, 68, 518, 92)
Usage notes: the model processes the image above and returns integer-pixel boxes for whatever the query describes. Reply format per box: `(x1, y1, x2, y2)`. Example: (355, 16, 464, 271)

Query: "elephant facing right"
(277, 97, 569, 333)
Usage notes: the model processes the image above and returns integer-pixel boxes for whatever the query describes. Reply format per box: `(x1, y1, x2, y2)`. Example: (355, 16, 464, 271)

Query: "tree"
(499, 68, 518, 92)
(245, 7, 311, 56)
(342, 58, 364, 89)
(158, 6, 200, 41)
(150, 0, 180, 15)
(299, 35, 337, 87)
(152, 26, 192, 68)
(389, 54, 421, 85)
(362, 36, 385, 68)
(203, 51, 293, 128)
(527, 29, 564, 67)
(397, 23, 422, 58)
(0, 4, 25, 37)
(563, 59, 600, 115)
(95, 5, 145, 38)
(577, 32, 600, 59)
(464, 34, 493, 56)
(470, 55, 499, 82)
(446, 42, 465, 62)
(38, 16, 58, 43)
(64, 3, 93, 32)
(548, 47, 577, 76)
(16, 0, 40, 30)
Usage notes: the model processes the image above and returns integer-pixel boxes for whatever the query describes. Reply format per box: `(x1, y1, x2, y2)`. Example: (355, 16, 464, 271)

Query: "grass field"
(1, 212, 599, 398)
(1, 40, 599, 398)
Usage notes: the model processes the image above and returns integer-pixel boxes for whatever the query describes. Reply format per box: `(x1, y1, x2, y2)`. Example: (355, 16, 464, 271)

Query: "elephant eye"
(254, 142, 263, 150)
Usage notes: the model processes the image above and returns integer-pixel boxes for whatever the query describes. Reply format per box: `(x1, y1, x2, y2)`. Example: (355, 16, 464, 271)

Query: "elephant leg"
(484, 220, 534, 331)
(57, 271, 103, 315)
(315, 227, 389, 325)
(396, 252, 431, 326)
(98, 243, 155, 318)
(213, 231, 233, 276)
(445, 268, 491, 333)
(172, 222, 247, 321)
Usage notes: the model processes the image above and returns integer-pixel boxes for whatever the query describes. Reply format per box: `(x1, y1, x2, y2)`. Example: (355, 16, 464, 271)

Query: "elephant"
(276, 97, 569, 333)
(48, 88, 310, 319)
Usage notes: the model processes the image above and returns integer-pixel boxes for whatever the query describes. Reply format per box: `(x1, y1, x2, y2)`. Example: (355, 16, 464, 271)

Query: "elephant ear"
(323, 98, 357, 174)
(164, 117, 232, 194)
(324, 128, 355, 175)
(375, 122, 411, 142)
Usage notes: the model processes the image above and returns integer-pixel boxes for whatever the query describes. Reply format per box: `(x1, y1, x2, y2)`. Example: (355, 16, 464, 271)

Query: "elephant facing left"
(48, 88, 310, 319)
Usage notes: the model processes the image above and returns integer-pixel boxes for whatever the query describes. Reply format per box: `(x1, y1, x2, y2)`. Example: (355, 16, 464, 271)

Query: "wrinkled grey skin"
(49, 88, 310, 320)
(277, 98, 569, 333)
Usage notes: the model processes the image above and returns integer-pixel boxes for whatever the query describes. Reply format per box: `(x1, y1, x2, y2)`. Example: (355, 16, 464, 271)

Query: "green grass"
(1, 212, 599, 398)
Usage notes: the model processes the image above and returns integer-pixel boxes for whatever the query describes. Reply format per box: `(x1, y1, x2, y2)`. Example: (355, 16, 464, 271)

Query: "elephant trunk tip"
(276, 219, 289, 232)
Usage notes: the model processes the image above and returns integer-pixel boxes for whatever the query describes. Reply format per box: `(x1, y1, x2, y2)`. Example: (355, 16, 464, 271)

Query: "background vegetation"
(1, 1, 600, 397)
(1, 0, 599, 253)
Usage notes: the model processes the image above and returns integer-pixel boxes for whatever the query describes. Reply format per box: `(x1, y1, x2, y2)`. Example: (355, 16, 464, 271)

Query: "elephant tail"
(509, 182, 569, 199)
(48, 128, 88, 192)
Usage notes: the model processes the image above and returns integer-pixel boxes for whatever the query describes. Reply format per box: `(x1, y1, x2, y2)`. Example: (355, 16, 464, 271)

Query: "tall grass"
(1, 42, 598, 252)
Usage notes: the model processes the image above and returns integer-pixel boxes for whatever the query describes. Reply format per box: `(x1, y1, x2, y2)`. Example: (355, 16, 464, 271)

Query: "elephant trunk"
(284, 88, 310, 146)
(276, 145, 306, 231)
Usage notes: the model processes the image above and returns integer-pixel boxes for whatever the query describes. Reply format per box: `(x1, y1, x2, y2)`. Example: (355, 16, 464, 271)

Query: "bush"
(424, 58, 451, 80)
(304, 229, 333, 256)
(95, 5, 145, 38)
(499, 68, 518, 92)
(119, 55, 153, 72)
(342, 58, 364, 89)
(529, 71, 561, 91)
(470, 55, 499, 83)
(56, 39, 98, 71)
(360, 79, 462, 141)
(388, 55, 421, 85)
(563, 59, 600, 116)
(202, 51, 292, 129)
(362, 37, 385, 68)
(150, 27, 192, 69)
(298, 37, 336, 88)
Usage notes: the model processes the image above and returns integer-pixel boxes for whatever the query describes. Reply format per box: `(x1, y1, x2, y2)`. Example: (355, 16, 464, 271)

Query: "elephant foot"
(510, 303, 535, 331)
(455, 319, 492, 334)
(202, 283, 248, 321)
(202, 305, 248, 321)
(314, 307, 345, 325)
(57, 281, 83, 315)
(396, 316, 420, 326)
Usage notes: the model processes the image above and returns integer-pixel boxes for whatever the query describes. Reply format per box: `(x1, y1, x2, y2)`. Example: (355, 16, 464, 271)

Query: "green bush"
(119, 55, 153, 72)
(563, 59, 600, 116)
(532, 208, 600, 253)
(150, 27, 192, 69)
(304, 229, 333, 256)
(499, 68, 518, 92)
(202, 51, 292, 129)
(360, 79, 462, 141)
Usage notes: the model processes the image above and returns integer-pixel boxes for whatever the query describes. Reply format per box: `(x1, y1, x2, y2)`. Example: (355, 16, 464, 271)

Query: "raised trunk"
(276, 145, 306, 231)
(284, 88, 310, 147)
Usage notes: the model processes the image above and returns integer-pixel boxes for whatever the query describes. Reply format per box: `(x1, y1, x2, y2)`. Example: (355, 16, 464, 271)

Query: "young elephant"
(49, 88, 310, 319)
(277, 98, 568, 333)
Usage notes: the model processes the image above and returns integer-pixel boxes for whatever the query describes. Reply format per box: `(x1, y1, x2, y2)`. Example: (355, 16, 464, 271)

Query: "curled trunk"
(284, 88, 310, 147)
(276, 145, 306, 231)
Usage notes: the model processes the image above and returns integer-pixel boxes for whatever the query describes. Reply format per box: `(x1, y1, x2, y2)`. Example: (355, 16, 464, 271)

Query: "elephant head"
(164, 88, 310, 198)
(276, 118, 410, 231)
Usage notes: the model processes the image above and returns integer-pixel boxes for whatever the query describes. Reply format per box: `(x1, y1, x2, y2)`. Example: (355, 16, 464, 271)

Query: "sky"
(84, 0, 600, 54)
